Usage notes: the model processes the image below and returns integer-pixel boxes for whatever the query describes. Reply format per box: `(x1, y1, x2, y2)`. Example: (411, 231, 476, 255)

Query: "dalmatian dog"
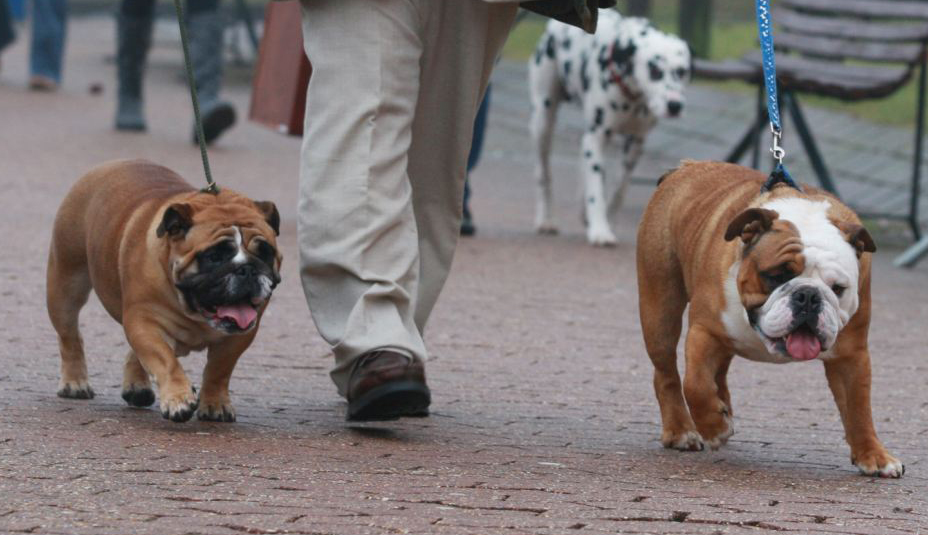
(528, 9, 691, 245)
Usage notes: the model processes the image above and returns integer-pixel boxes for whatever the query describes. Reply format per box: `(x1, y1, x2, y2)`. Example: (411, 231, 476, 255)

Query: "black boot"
(187, 7, 235, 145)
(114, 11, 153, 131)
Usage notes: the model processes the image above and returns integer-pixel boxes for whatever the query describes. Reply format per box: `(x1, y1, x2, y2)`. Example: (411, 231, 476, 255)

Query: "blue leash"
(755, 0, 801, 192)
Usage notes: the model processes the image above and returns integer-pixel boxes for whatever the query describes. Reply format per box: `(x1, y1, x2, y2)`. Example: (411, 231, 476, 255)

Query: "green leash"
(174, 0, 219, 195)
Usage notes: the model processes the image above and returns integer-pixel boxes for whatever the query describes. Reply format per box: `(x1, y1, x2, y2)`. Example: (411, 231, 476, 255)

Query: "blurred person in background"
(28, 0, 67, 91)
(461, 85, 491, 237)
(115, 0, 235, 144)
(0, 0, 16, 72)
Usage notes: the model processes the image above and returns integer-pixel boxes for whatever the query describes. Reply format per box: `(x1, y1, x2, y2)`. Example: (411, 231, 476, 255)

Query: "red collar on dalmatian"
(607, 43, 642, 102)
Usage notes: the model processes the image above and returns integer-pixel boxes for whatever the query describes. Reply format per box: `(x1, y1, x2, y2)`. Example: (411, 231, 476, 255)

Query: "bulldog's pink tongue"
(216, 305, 257, 329)
(786, 329, 821, 361)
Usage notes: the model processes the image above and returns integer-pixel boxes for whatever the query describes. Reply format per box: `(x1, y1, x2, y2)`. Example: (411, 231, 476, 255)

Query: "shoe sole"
(347, 380, 431, 422)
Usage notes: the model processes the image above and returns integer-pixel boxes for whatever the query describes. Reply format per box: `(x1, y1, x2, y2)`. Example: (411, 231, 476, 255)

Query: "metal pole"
(783, 90, 840, 197)
(908, 43, 926, 241)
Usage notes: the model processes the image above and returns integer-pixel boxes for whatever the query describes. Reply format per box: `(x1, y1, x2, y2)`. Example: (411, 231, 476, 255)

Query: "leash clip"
(200, 182, 220, 195)
(770, 123, 785, 164)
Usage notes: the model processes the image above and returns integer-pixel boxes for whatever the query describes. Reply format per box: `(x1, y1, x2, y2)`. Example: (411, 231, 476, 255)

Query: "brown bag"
(248, 1, 311, 136)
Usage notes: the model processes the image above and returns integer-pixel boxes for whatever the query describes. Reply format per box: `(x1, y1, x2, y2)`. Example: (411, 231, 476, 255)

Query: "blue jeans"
(30, 0, 67, 82)
(0, 0, 15, 52)
(463, 85, 491, 217)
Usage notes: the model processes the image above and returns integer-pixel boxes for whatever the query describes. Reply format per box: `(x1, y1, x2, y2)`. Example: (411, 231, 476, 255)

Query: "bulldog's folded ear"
(156, 203, 194, 238)
(837, 222, 877, 256)
(254, 201, 280, 236)
(724, 208, 779, 244)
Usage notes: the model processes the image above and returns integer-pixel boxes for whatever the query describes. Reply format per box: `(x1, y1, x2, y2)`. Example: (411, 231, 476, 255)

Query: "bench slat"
(779, 0, 928, 20)
(775, 30, 923, 64)
(777, 9, 928, 43)
(741, 52, 912, 100)
(743, 52, 909, 83)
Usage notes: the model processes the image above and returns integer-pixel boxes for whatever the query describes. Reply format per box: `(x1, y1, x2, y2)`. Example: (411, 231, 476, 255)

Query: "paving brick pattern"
(0, 16, 926, 535)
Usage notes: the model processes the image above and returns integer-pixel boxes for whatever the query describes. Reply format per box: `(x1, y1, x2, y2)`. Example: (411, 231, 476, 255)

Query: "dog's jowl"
(636, 160, 903, 477)
(46, 159, 282, 423)
(529, 8, 690, 245)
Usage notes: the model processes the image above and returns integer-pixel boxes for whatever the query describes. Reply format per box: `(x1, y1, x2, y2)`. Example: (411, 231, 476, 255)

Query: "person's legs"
(299, 0, 427, 397)
(461, 85, 493, 237)
(298, 0, 515, 419)
(186, 0, 235, 144)
(0, 0, 16, 57)
(114, 0, 154, 131)
(408, 2, 516, 329)
(29, 0, 67, 89)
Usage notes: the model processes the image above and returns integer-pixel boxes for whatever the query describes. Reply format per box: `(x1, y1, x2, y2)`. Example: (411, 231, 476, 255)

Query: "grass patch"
(501, 10, 922, 127)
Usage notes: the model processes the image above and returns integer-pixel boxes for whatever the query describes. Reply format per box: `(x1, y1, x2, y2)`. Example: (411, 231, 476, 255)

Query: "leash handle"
(174, 0, 219, 195)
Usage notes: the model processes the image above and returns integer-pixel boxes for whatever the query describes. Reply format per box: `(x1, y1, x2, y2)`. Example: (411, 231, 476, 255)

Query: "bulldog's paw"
(57, 379, 95, 400)
(853, 450, 905, 478)
(695, 407, 734, 450)
(197, 400, 236, 423)
(160, 388, 198, 423)
(121, 384, 156, 408)
(662, 430, 705, 452)
(586, 226, 617, 247)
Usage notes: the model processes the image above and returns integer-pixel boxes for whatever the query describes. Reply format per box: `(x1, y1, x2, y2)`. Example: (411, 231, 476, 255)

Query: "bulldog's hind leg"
(528, 47, 561, 235)
(683, 325, 734, 450)
(46, 252, 95, 400)
(636, 245, 702, 450)
(121, 350, 155, 407)
(196, 334, 254, 422)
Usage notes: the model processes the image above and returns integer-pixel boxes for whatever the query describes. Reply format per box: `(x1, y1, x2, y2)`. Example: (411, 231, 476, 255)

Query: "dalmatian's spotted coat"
(529, 9, 691, 245)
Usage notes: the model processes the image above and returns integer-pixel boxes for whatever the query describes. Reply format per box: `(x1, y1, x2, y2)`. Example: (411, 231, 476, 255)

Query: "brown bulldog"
(46, 160, 281, 423)
(636, 160, 903, 477)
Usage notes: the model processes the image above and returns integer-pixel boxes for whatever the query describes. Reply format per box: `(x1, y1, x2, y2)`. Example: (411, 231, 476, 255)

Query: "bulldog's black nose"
(791, 286, 822, 318)
(236, 264, 256, 278)
(667, 100, 683, 116)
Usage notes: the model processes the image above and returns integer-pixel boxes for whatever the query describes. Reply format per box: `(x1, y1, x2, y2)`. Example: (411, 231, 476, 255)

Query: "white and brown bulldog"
(46, 160, 281, 423)
(636, 160, 903, 477)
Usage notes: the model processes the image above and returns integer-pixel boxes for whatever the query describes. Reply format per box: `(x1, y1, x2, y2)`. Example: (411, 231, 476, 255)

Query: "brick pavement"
(1, 15, 926, 535)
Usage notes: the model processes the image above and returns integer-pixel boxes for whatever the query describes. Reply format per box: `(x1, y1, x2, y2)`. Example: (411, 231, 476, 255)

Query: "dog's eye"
(253, 240, 277, 265)
(201, 241, 236, 265)
(675, 67, 688, 79)
(648, 62, 664, 81)
(831, 284, 846, 298)
(762, 269, 794, 290)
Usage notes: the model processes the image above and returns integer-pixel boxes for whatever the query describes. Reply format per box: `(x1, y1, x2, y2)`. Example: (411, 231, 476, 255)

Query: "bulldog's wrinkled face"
(632, 30, 691, 118)
(724, 198, 875, 361)
(157, 196, 282, 334)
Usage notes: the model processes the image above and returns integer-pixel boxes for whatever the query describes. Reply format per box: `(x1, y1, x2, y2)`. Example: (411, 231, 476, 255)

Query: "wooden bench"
(693, 0, 928, 244)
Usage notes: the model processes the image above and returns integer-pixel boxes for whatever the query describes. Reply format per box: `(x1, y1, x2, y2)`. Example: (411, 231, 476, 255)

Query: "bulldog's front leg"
(197, 334, 255, 422)
(124, 314, 198, 422)
(683, 325, 734, 449)
(824, 352, 904, 478)
(579, 130, 616, 246)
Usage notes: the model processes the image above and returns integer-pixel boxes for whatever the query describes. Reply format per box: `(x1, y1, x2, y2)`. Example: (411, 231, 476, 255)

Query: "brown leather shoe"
(346, 351, 431, 421)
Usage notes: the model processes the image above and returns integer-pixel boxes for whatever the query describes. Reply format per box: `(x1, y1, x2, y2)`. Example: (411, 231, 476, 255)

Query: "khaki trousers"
(299, 0, 517, 395)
